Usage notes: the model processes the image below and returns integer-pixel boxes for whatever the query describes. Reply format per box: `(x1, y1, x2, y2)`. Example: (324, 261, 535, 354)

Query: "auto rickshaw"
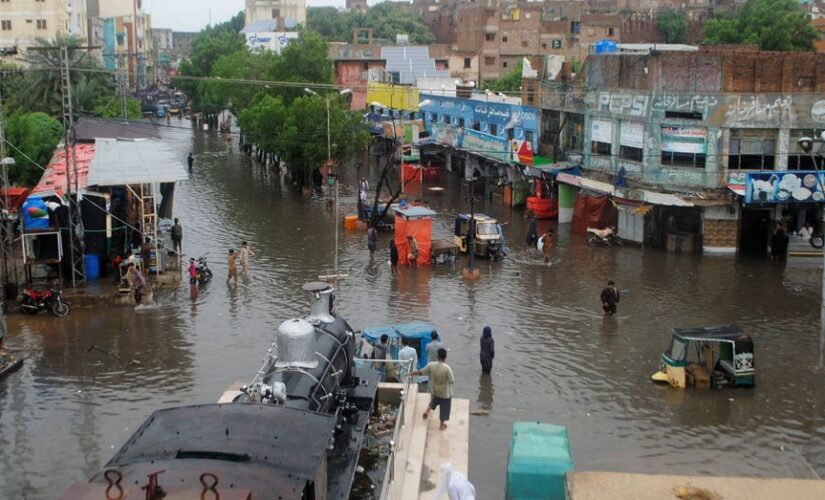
(454, 213, 502, 260)
(652, 325, 755, 389)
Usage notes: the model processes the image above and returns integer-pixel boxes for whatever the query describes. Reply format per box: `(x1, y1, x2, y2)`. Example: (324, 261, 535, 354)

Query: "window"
(431, 113, 438, 122)
(608, 28, 615, 36)
(444, 115, 451, 125)
(271, 8, 280, 18)
(507, 128, 514, 140)
(502, 61, 508, 68)
(502, 36, 508, 42)
(490, 124, 497, 136)
(727, 129, 776, 170)
(571, 21, 580, 34)
(564, 113, 584, 153)
(458, 118, 465, 128)
(591, 119, 613, 156)
(36, 19, 47, 30)
(472, 121, 480, 131)
(484, 56, 495, 65)
(485, 33, 495, 42)
(661, 126, 707, 168)
(620, 122, 644, 162)
(521, 40, 528, 47)
(542, 43, 547, 49)
(788, 129, 821, 169)
(0, 21, 10, 31)
(463, 57, 471, 69)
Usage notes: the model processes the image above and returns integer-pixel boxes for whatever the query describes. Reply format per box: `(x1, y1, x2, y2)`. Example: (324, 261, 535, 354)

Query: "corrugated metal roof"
(381, 46, 449, 85)
(88, 139, 189, 186)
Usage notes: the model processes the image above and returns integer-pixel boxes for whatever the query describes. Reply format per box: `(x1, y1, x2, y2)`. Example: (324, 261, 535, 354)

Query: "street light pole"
(326, 95, 331, 162)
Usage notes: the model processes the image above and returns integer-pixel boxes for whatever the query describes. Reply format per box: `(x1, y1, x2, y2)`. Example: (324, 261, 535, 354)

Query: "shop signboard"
(430, 123, 463, 148)
(246, 31, 297, 54)
(463, 129, 510, 163)
(661, 126, 707, 154)
(591, 119, 613, 143)
(745, 171, 825, 204)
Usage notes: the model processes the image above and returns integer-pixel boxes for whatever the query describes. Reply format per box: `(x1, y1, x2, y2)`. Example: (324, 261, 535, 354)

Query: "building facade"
(245, 0, 306, 29)
(537, 49, 825, 254)
(0, 0, 88, 55)
(91, 0, 149, 89)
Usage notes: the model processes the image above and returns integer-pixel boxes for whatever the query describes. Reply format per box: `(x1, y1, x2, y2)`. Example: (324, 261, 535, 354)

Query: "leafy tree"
(657, 11, 689, 44)
(92, 96, 142, 119)
(702, 0, 818, 51)
(4, 112, 63, 186)
(483, 60, 523, 93)
(3, 36, 115, 117)
(307, 2, 435, 44)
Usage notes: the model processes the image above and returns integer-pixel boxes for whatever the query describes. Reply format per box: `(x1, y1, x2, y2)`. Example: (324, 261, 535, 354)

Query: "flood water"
(3, 121, 825, 499)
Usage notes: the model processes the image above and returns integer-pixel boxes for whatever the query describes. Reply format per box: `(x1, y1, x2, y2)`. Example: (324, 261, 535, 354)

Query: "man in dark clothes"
(187, 152, 194, 173)
(526, 213, 538, 247)
(171, 218, 183, 256)
(480, 326, 495, 375)
(771, 227, 789, 261)
(311, 168, 323, 195)
(389, 239, 399, 273)
(601, 280, 620, 315)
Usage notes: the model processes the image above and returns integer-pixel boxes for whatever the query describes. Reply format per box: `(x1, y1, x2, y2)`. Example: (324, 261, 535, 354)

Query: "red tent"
(394, 205, 436, 266)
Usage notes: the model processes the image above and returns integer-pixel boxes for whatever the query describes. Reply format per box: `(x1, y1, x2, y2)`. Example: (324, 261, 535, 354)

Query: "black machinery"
(62, 282, 379, 500)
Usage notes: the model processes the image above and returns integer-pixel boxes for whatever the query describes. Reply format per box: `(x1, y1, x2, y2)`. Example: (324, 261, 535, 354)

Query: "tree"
(658, 11, 689, 44)
(307, 2, 435, 44)
(702, 0, 818, 51)
(4, 112, 63, 186)
(483, 60, 523, 92)
(3, 36, 115, 118)
(92, 96, 142, 119)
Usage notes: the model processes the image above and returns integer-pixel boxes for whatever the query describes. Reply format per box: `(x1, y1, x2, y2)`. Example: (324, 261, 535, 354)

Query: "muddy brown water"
(2, 122, 825, 499)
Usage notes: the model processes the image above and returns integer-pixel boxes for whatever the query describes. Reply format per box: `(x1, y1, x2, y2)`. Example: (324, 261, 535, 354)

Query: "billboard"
(745, 171, 825, 204)
(246, 32, 298, 54)
(661, 126, 707, 154)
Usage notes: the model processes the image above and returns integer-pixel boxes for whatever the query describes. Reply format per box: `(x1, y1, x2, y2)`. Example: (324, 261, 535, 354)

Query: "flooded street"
(3, 123, 825, 499)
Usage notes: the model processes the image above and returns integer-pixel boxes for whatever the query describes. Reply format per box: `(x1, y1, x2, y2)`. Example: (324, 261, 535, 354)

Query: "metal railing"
(355, 357, 415, 499)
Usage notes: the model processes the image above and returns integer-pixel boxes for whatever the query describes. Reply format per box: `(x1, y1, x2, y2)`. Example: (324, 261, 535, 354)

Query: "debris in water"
(469, 410, 489, 416)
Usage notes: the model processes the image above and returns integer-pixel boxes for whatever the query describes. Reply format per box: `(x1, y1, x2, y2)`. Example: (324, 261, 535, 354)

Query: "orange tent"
(394, 205, 435, 266)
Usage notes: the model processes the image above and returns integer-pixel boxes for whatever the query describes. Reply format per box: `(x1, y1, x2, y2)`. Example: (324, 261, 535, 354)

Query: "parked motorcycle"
(586, 226, 623, 247)
(21, 285, 70, 317)
(196, 257, 213, 285)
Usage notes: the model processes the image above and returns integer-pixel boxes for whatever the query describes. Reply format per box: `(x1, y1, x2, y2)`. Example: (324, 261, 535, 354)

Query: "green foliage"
(3, 35, 115, 117)
(483, 60, 523, 93)
(4, 112, 63, 186)
(307, 2, 435, 44)
(702, 0, 818, 51)
(92, 96, 142, 119)
(657, 11, 689, 44)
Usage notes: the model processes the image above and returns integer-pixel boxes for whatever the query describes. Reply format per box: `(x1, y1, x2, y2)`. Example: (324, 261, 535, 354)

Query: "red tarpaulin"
(395, 214, 432, 266)
(571, 194, 617, 236)
(1, 187, 30, 211)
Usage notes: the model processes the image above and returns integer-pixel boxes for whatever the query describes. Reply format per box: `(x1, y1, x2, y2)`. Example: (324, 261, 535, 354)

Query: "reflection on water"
(2, 123, 825, 498)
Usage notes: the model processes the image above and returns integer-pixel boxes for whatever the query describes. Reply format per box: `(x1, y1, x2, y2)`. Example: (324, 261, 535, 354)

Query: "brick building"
(536, 48, 825, 254)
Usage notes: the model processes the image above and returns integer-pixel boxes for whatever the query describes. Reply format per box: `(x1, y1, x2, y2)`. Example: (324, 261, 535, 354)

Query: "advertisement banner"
(463, 129, 510, 164)
(591, 119, 613, 143)
(661, 126, 707, 154)
(429, 123, 463, 148)
(620, 122, 644, 148)
(745, 171, 825, 204)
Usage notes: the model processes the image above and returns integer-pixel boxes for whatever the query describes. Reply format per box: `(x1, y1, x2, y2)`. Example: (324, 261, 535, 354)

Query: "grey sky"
(145, 0, 347, 32)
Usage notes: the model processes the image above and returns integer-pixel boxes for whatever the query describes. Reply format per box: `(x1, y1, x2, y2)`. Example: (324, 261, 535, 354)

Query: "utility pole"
(58, 46, 86, 287)
(0, 85, 18, 299)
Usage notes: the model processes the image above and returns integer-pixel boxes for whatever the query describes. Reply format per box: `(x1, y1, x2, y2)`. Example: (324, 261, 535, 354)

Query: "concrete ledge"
(568, 471, 825, 500)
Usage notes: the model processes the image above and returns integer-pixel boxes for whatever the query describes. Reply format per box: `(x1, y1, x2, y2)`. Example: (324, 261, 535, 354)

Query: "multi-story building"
(91, 0, 148, 89)
(245, 0, 306, 29)
(535, 48, 825, 255)
(152, 27, 173, 80)
(0, 0, 88, 56)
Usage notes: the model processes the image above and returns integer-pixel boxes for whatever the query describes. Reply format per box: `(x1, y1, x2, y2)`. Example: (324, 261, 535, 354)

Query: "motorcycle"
(21, 285, 70, 317)
(586, 226, 623, 247)
(196, 257, 213, 284)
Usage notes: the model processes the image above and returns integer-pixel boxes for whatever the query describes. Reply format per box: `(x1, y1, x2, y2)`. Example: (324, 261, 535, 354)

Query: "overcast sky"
(144, 0, 350, 31)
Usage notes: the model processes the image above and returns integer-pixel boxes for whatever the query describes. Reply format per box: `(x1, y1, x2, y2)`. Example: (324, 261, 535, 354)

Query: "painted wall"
(366, 83, 421, 112)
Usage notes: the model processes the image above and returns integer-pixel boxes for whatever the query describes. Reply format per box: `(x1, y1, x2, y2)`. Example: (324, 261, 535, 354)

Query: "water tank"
(84, 254, 100, 282)
(594, 39, 617, 54)
(506, 422, 573, 500)
(22, 196, 50, 230)
(274, 318, 318, 369)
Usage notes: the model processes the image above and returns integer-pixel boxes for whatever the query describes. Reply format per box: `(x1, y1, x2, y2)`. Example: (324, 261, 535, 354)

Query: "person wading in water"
(601, 280, 620, 315)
